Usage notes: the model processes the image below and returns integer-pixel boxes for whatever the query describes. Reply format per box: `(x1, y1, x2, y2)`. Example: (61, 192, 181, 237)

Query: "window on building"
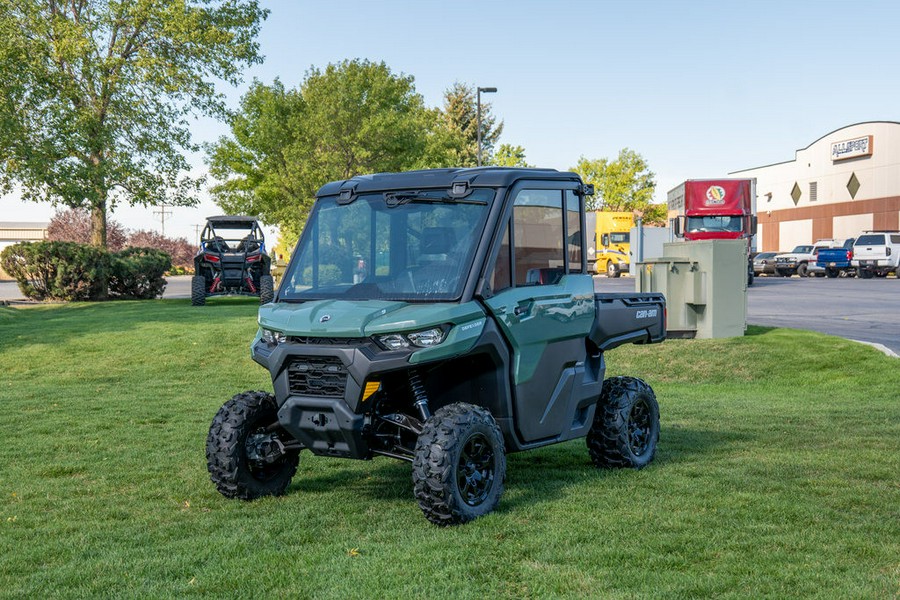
(810, 181, 818, 202)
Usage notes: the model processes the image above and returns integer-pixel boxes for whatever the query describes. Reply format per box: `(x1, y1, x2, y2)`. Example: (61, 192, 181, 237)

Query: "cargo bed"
(589, 293, 666, 351)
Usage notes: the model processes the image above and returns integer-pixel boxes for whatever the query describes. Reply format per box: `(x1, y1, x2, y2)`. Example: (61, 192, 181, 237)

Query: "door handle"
(514, 305, 528, 316)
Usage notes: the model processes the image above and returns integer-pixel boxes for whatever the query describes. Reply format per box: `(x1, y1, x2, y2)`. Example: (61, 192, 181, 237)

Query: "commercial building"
(0, 221, 48, 279)
(731, 121, 900, 252)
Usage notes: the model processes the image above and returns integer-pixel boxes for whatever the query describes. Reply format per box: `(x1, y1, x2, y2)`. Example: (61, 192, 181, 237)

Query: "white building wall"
(779, 220, 812, 250)
(733, 122, 900, 250)
(833, 214, 873, 240)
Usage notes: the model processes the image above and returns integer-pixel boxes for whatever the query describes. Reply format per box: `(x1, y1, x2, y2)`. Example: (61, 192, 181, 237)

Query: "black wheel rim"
(245, 427, 287, 481)
(627, 399, 653, 457)
(456, 433, 495, 506)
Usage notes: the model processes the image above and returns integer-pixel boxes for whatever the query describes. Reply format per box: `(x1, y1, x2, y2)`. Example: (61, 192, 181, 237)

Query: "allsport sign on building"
(831, 135, 873, 162)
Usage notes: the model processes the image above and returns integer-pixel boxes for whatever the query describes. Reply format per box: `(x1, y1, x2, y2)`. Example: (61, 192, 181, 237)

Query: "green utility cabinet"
(635, 239, 747, 339)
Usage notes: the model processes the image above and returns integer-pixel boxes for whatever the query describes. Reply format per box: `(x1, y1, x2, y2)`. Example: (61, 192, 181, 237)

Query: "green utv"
(206, 168, 666, 526)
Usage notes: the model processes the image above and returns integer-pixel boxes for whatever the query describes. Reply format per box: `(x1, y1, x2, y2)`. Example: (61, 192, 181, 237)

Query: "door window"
(513, 189, 564, 286)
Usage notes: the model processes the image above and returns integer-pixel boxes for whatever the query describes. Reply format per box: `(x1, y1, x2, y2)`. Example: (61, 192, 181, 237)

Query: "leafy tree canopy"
(208, 60, 431, 247)
(0, 0, 268, 248)
(439, 82, 503, 167)
(572, 148, 666, 224)
(490, 144, 531, 168)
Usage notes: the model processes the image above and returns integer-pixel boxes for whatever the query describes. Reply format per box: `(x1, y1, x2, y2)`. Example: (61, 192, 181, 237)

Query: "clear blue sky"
(4, 0, 900, 243)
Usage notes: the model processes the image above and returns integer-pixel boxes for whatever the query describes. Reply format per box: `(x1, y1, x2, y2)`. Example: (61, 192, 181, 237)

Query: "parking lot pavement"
(595, 274, 900, 356)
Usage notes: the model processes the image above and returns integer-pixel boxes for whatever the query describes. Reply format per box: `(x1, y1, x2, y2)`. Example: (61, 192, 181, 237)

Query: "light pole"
(476, 86, 497, 167)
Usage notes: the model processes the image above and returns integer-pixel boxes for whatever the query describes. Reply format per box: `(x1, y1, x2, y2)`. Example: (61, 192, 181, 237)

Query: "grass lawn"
(0, 299, 897, 598)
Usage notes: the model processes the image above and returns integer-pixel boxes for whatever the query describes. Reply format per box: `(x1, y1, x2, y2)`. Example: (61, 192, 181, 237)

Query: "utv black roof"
(315, 167, 584, 197)
(205, 215, 261, 227)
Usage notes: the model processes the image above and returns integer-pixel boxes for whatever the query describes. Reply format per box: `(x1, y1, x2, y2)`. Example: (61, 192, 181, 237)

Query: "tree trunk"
(90, 200, 107, 248)
(90, 199, 109, 299)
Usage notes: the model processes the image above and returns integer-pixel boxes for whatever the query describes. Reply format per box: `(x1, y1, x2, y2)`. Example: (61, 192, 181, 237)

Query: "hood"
(258, 299, 485, 337)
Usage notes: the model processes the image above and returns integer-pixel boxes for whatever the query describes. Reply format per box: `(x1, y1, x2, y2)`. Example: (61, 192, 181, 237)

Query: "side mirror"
(672, 216, 684, 238)
(601, 233, 610, 247)
(749, 215, 758, 235)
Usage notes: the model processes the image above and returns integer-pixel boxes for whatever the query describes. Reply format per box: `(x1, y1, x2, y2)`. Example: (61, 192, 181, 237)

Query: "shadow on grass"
(0, 297, 260, 350)
(744, 325, 777, 336)
(283, 425, 746, 514)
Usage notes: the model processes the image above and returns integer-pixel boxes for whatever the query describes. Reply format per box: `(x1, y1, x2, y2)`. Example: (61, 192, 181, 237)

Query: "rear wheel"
(191, 275, 206, 306)
(412, 403, 506, 526)
(259, 275, 274, 304)
(587, 377, 659, 469)
(825, 268, 839, 278)
(859, 268, 875, 279)
(206, 391, 299, 500)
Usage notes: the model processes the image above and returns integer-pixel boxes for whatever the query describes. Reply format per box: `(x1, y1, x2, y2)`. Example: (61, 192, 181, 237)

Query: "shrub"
(109, 247, 172, 299)
(0, 241, 110, 300)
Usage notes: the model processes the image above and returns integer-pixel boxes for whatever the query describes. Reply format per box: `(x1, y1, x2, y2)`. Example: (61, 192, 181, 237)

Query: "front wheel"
(587, 377, 660, 469)
(796, 263, 808, 278)
(607, 261, 621, 278)
(206, 391, 300, 500)
(412, 403, 506, 526)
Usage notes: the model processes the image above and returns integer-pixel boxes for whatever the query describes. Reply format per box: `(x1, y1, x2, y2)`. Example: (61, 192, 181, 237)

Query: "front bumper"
(252, 339, 411, 458)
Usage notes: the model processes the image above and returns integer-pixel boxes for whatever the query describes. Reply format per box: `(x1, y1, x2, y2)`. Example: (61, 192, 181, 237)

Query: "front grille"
(287, 356, 348, 398)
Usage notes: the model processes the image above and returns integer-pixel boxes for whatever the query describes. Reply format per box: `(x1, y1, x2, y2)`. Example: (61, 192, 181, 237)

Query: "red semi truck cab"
(667, 178, 758, 284)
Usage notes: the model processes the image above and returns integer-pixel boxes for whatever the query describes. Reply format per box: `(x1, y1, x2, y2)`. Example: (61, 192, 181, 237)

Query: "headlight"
(261, 328, 287, 345)
(376, 327, 446, 350)
(407, 328, 445, 347)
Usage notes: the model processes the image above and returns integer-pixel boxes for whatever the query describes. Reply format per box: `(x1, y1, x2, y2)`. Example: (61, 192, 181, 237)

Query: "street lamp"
(476, 86, 497, 167)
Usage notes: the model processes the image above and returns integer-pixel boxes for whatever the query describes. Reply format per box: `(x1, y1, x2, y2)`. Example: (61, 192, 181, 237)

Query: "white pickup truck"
(852, 231, 900, 278)
(774, 241, 834, 277)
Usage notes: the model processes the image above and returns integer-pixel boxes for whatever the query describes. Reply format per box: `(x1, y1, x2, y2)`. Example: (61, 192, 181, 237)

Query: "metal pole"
(475, 87, 497, 167)
(477, 89, 482, 167)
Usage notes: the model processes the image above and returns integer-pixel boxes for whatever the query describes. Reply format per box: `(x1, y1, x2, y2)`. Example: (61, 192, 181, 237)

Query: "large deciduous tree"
(208, 60, 430, 247)
(572, 149, 665, 224)
(0, 0, 268, 251)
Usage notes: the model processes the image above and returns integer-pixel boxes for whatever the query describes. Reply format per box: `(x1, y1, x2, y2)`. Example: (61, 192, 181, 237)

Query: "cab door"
(482, 187, 595, 443)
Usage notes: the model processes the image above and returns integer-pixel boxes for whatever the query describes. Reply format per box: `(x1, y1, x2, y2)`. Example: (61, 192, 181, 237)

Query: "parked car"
(816, 238, 856, 278)
(852, 231, 900, 278)
(775, 241, 836, 277)
(752, 251, 779, 276)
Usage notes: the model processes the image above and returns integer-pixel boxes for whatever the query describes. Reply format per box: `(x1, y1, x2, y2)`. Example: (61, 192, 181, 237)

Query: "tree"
(438, 83, 503, 167)
(0, 0, 268, 252)
(48, 208, 128, 251)
(490, 144, 532, 168)
(208, 60, 430, 247)
(127, 230, 194, 269)
(572, 149, 665, 224)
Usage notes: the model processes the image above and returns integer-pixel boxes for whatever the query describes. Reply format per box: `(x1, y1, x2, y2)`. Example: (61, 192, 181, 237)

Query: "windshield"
(791, 246, 813, 253)
(280, 189, 493, 302)
(609, 232, 629, 244)
(686, 216, 743, 233)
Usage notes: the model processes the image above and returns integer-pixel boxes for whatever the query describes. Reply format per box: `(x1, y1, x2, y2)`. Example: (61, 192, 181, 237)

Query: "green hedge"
(1, 241, 171, 301)
(109, 247, 172, 300)
(1, 241, 109, 301)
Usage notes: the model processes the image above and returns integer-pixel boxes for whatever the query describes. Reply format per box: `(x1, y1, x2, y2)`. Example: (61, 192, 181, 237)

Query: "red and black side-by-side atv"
(191, 216, 274, 306)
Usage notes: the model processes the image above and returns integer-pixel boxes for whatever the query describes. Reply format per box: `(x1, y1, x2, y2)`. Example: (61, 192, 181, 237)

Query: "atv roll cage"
(191, 216, 274, 305)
